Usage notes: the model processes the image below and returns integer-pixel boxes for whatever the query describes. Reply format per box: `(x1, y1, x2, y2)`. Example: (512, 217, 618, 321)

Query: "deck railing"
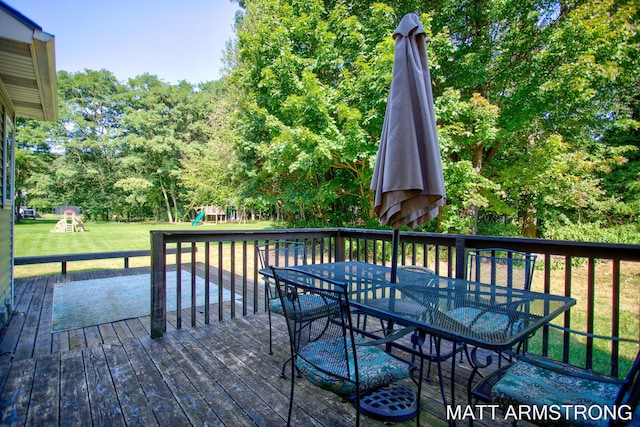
(150, 228, 640, 375)
(14, 246, 196, 274)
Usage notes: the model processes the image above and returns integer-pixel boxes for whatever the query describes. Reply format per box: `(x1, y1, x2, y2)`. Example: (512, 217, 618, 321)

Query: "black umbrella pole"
(391, 228, 400, 283)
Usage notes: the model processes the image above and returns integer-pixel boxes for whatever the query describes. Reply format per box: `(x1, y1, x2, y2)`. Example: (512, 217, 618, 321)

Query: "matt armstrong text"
(447, 404, 634, 424)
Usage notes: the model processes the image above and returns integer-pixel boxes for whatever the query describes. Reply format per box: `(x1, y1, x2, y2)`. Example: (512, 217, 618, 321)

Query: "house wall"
(0, 205, 11, 328)
(0, 87, 14, 328)
(0, 2, 57, 330)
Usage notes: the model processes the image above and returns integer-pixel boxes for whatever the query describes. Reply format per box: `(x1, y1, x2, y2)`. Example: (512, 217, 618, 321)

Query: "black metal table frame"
(261, 261, 576, 423)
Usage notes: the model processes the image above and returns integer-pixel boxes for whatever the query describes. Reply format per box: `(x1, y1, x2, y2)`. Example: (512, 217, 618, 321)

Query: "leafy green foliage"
(16, 70, 234, 222)
(13, 0, 640, 242)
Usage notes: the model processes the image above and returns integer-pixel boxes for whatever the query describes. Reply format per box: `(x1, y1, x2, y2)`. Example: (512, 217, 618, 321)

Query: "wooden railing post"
(335, 232, 346, 262)
(150, 231, 167, 339)
(455, 237, 466, 279)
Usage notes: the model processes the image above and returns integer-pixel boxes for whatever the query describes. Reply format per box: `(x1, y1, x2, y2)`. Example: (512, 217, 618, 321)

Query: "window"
(3, 114, 14, 207)
(0, 112, 4, 209)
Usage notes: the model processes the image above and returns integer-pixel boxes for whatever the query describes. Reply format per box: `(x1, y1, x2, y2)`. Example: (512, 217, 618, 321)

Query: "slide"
(191, 211, 205, 226)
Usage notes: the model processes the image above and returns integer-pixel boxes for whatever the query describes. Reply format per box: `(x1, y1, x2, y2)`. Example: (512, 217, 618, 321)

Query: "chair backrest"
(256, 240, 307, 270)
(466, 248, 537, 290)
(616, 350, 640, 423)
(398, 264, 435, 275)
(271, 267, 357, 387)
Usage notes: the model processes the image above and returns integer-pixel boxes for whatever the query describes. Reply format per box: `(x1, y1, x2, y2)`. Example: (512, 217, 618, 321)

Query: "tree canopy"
(15, 0, 640, 243)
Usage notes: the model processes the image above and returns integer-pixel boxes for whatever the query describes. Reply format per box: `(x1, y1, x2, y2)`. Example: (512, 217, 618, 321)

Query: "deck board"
(84, 345, 126, 427)
(103, 343, 159, 426)
(122, 337, 193, 427)
(27, 353, 59, 426)
(32, 277, 54, 358)
(97, 322, 119, 345)
(0, 269, 524, 427)
(0, 357, 35, 424)
(60, 350, 91, 426)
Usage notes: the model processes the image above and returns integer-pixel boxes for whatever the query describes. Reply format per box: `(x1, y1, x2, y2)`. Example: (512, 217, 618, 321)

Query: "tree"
(13, 0, 640, 240)
(231, 0, 403, 225)
(435, 89, 503, 234)
(428, 0, 639, 236)
(51, 70, 126, 220)
(14, 118, 58, 213)
(179, 80, 241, 216)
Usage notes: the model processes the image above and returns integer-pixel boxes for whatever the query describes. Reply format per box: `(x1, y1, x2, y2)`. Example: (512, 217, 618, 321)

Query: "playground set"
(51, 207, 85, 233)
(192, 206, 227, 226)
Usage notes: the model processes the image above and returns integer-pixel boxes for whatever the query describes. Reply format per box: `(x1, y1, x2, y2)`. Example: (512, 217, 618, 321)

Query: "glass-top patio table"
(261, 261, 576, 420)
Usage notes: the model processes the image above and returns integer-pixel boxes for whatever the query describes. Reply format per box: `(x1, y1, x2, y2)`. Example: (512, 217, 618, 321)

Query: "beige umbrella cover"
(371, 12, 445, 230)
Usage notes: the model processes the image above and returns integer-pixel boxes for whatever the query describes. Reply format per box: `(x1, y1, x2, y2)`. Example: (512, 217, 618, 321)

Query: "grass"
(531, 258, 640, 377)
(13, 216, 275, 277)
(14, 216, 276, 256)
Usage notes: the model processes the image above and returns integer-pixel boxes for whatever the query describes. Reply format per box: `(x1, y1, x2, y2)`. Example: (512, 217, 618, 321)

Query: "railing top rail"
(14, 246, 194, 266)
(18, 229, 640, 266)
(148, 227, 640, 261)
(334, 228, 640, 261)
(149, 228, 342, 244)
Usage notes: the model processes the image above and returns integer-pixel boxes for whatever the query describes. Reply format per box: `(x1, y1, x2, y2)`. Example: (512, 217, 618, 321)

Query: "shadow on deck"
(0, 269, 523, 426)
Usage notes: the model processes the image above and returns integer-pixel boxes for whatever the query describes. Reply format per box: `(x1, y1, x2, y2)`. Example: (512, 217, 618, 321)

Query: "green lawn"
(14, 217, 276, 257)
(14, 217, 277, 277)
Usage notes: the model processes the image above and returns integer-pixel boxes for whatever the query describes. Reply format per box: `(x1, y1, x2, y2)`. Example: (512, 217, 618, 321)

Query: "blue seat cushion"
(492, 359, 639, 426)
(366, 297, 428, 319)
(445, 307, 523, 338)
(268, 297, 286, 315)
(268, 294, 333, 318)
(296, 337, 411, 396)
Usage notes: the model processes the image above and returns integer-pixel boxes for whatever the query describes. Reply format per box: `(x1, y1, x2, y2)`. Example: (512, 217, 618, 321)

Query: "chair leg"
(281, 357, 289, 379)
(267, 306, 299, 378)
(264, 280, 274, 355)
(286, 348, 295, 427)
(416, 343, 425, 427)
(280, 355, 301, 379)
(267, 308, 274, 355)
(355, 388, 361, 427)
(433, 337, 449, 407)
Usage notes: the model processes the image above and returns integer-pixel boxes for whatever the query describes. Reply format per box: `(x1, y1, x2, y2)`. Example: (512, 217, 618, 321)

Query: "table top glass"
(265, 261, 576, 349)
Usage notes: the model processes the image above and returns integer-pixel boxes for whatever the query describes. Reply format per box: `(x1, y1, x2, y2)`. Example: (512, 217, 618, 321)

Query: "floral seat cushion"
(492, 359, 639, 426)
(296, 337, 411, 396)
(269, 294, 334, 319)
(366, 298, 428, 319)
(445, 307, 523, 339)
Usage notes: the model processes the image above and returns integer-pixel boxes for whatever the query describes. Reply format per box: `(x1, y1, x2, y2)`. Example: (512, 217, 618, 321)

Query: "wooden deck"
(0, 268, 522, 426)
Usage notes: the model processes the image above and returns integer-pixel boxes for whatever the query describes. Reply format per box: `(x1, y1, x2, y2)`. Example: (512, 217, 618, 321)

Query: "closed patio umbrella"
(370, 12, 445, 282)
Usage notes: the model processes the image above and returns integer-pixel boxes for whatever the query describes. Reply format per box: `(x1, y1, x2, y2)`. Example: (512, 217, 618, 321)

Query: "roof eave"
(0, 1, 58, 122)
(30, 35, 57, 121)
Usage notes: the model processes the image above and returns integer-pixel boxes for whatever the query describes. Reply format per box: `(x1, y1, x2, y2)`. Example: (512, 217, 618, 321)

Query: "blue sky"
(5, 0, 240, 84)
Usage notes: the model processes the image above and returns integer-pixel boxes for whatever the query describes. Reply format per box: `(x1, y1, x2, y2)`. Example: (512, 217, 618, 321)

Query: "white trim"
(3, 114, 13, 207)
(0, 79, 14, 117)
(0, 9, 35, 43)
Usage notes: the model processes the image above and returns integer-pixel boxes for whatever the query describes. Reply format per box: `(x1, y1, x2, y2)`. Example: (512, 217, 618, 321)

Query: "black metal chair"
(256, 240, 307, 355)
(468, 326, 640, 426)
(453, 248, 538, 365)
(360, 264, 436, 333)
(358, 264, 464, 402)
(271, 266, 423, 427)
